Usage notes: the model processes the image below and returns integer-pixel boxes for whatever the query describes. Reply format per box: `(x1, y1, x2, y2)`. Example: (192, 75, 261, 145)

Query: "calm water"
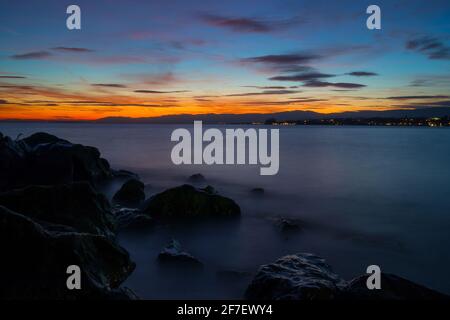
(1, 122, 450, 298)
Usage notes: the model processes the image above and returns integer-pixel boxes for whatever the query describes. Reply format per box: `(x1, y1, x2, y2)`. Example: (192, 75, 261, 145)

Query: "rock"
(158, 239, 202, 268)
(142, 184, 240, 221)
(246, 253, 450, 300)
(271, 217, 303, 233)
(113, 178, 145, 208)
(201, 185, 217, 195)
(188, 173, 206, 183)
(245, 253, 346, 300)
(250, 187, 265, 195)
(0, 205, 136, 300)
(113, 206, 153, 230)
(0, 182, 116, 238)
(0, 132, 117, 191)
(343, 273, 449, 300)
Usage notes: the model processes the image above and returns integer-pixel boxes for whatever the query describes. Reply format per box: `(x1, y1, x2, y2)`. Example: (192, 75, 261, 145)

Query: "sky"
(0, 0, 449, 120)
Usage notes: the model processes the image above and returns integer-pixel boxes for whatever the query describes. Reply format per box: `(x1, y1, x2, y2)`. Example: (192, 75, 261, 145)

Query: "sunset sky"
(0, 0, 449, 120)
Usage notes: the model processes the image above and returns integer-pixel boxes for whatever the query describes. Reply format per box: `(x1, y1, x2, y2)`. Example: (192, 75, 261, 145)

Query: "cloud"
(134, 90, 190, 94)
(0, 99, 8, 104)
(225, 90, 300, 97)
(241, 53, 319, 66)
(346, 71, 378, 77)
(52, 47, 94, 53)
(10, 51, 52, 60)
(122, 72, 180, 86)
(0, 75, 26, 79)
(199, 14, 302, 33)
(384, 95, 450, 100)
(406, 36, 450, 60)
(302, 80, 366, 89)
(269, 72, 334, 82)
(242, 86, 289, 89)
(92, 83, 127, 88)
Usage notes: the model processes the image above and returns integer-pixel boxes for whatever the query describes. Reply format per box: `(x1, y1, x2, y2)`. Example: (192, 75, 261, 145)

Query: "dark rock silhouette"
(142, 184, 240, 220)
(0, 132, 120, 191)
(158, 239, 202, 268)
(113, 178, 145, 208)
(271, 217, 303, 233)
(113, 206, 153, 230)
(245, 253, 346, 300)
(245, 253, 449, 300)
(0, 206, 136, 300)
(343, 273, 449, 300)
(0, 182, 116, 238)
(188, 173, 206, 183)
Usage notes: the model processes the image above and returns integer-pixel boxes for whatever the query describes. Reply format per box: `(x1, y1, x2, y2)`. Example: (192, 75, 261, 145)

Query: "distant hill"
(96, 107, 450, 124)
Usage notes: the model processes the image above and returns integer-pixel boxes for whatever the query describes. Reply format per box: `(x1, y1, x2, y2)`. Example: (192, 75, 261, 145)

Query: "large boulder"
(343, 273, 449, 300)
(0, 182, 116, 238)
(245, 253, 346, 300)
(245, 253, 449, 300)
(113, 178, 145, 208)
(0, 206, 136, 300)
(142, 184, 240, 220)
(0, 132, 114, 191)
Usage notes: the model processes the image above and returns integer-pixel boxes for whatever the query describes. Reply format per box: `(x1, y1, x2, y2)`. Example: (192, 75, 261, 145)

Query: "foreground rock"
(188, 173, 206, 183)
(113, 206, 153, 230)
(245, 253, 346, 300)
(113, 178, 145, 208)
(0, 206, 136, 300)
(0, 182, 116, 238)
(143, 184, 240, 221)
(245, 253, 449, 300)
(0, 132, 123, 191)
(158, 239, 203, 268)
(343, 273, 449, 300)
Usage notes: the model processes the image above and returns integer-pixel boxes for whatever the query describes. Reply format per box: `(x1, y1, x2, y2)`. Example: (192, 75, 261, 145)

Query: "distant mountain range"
(96, 107, 450, 124)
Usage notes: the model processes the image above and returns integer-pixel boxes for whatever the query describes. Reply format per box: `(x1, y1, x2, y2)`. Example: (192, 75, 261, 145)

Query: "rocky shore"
(0, 131, 447, 300)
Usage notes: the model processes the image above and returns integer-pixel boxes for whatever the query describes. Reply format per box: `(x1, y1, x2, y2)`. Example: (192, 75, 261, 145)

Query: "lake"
(1, 122, 450, 298)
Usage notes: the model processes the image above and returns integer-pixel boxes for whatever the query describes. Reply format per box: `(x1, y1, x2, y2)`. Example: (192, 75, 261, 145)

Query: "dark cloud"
(134, 90, 190, 94)
(346, 71, 378, 77)
(0, 75, 27, 79)
(52, 47, 94, 53)
(92, 83, 127, 88)
(10, 51, 52, 60)
(242, 86, 288, 89)
(406, 36, 450, 60)
(303, 80, 366, 89)
(384, 95, 450, 100)
(225, 90, 300, 97)
(199, 14, 302, 33)
(0, 85, 34, 90)
(269, 72, 334, 82)
(241, 53, 319, 65)
(0, 99, 8, 104)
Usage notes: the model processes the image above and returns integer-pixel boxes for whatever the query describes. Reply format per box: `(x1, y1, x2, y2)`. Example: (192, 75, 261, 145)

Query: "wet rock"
(245, 253, 346, 300)
(158, 239, 202, 267)
(343, 273, 449, 300)
(0, 132, 118, 191)
(246, 253, 450, 300)
(113, 206, 153, 230)
(113, 178, 145, 208)
(0, 182, 116, 238)
(143, 184, 240, 221)
(271, 217, 303, 233)
(188, 173, 206, 183)
(0, 205, 136, 300)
